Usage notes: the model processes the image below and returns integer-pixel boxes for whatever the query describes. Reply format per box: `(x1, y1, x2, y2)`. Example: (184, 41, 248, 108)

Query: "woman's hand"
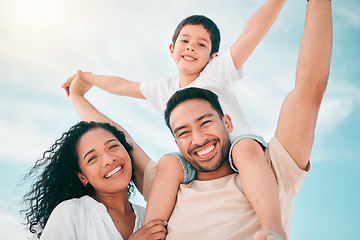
(128, 220, 167, 240)
(62, 70, 91, 97)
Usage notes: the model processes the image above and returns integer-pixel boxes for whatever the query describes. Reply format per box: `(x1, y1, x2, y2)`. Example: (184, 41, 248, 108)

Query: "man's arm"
(230, 0, 286, 69)
(62, 70, 146, 99)
(275, 0, 332, 170)
(68, 78, 151, 193)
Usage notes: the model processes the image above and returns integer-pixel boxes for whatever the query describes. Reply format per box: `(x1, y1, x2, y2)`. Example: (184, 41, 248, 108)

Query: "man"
(144, 0, 333, 239)
(66, 0, 332, 239)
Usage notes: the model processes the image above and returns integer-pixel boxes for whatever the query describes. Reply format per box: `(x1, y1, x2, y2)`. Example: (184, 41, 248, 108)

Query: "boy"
(63, 0, 287, 238)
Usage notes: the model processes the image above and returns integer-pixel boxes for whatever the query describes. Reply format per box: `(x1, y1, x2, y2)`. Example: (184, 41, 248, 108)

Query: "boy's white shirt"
(140, 49, 256, 140)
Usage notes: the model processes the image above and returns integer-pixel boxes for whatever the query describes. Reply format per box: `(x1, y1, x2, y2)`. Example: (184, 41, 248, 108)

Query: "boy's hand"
(67, 76, 93, 98)
(128, 220, 167, 240)
(61, 70, 87, 97)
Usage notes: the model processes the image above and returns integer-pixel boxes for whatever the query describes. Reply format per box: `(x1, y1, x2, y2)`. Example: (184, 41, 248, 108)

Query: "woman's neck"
(93, 192, 135, 240)
(92, 191, 131, 213)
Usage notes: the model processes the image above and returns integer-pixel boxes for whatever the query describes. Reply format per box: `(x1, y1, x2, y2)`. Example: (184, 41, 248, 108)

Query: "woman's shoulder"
(52, 196, 98, 216)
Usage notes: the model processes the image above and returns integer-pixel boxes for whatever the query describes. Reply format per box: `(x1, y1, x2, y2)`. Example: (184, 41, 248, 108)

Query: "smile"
(104, 165, 123, 178)
(183, 55, 196, 61)
(195, 144, 215, 157)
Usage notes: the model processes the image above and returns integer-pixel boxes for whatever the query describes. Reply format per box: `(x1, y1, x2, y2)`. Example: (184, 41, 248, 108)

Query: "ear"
(77, 172, 89, 186)
(209, 52, 219, 61)
(170, 43, 174, 57)
(222, 114, 233, 134)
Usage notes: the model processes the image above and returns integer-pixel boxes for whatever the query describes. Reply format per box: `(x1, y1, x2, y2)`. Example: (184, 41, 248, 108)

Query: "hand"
(61, 70, 89, 97)
(253, 231, 285, 240)
(128, 220, 167, 240)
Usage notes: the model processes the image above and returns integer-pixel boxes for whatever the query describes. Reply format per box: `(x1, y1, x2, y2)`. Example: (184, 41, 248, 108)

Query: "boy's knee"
(232, 138, 265, 164)
(157, 154, 183, 175)
(233, 138, 264, 154)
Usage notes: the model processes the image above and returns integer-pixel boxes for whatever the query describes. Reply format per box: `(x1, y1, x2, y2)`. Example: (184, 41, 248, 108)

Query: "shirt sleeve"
(140, 78, 178, 110)
(200, 49, 244, 87)
(268, 136, 308, 196)
(40, 201, 78, 240)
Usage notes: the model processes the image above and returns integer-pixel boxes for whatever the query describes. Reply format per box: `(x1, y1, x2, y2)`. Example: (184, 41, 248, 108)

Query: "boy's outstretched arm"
(62, 70, 146, 99)
(230, 0, 286, 69)
(66, 78, 151, 193)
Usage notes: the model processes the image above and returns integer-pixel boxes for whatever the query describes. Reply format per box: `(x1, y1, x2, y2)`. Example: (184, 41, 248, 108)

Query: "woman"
(21, 121, 166, 239)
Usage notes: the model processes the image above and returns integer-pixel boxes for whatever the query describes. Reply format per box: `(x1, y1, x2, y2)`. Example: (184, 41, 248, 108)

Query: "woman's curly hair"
(20, 121, 135, 238)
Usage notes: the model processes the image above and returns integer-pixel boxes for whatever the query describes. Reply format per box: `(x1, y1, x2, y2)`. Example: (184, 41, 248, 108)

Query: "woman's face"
(76, 128, 132, 195)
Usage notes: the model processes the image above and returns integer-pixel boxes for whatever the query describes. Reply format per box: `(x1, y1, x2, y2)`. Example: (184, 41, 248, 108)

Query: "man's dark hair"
(172, 15, 221, 56)
(164, 87, 224, 131)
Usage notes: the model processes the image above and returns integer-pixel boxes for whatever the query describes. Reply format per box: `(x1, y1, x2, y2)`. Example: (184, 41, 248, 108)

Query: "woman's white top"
(40, 195, 145, 240)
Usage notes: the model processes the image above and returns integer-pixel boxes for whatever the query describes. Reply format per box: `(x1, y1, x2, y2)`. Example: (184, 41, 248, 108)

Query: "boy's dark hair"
(172, 15, 221, 56)
(164, 87, 224, 131)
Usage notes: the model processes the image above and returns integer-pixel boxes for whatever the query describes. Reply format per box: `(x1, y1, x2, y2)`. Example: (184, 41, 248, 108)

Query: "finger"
(147, 225, 167, 238)
(61, 74, 75, 88)
(64, 86, 70, 97)
(151, 231, 166, 240)
(253, 231, 266, 240)
(76, 69, 82, 77)
(143, 220, 167, 229)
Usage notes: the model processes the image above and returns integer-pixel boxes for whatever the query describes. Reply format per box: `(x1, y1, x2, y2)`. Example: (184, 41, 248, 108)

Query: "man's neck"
(197, 161, 235, 181)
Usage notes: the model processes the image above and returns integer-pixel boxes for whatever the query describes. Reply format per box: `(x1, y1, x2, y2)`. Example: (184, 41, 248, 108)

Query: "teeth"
(183, 56, 195, 61)
(105, 165, 123, 178)
(196, 145, 214, 156)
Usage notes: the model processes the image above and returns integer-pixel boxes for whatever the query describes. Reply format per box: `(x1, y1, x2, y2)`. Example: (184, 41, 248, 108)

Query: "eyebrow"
(173, 113, 213, 135)
(82, 138, 118, 160)
(178, 34, 210, 43)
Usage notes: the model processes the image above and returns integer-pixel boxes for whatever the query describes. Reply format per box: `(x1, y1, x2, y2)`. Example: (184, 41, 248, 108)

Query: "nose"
(191, 129, 207, 146)
(186, 44, 195, 52)
(103, 153, 116, 167)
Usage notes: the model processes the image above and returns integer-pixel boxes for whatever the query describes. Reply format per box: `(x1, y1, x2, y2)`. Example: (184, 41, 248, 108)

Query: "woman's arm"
(66, 78, 151, 193)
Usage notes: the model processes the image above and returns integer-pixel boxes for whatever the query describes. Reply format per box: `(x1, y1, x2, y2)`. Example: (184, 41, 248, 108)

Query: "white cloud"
(0, 120, 53, 163)
(0, 210, 32, 240)
(317, 82, 360, 133)
(0, 95, 68, 163)
(336, 1, 360, 29)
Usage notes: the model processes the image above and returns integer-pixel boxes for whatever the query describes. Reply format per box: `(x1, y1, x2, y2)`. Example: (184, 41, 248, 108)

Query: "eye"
(180, 39, 188, 43)
(109, 144, 119, 150)
(87, 155, 98, 164)
(199, 43, 206, 47)
(201, 120, 211, 127)
(177, 130, 190, 139)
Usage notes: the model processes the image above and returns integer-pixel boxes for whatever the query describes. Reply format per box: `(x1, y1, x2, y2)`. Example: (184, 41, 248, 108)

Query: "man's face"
(170, 24, 217, 77)
(169, 99, 233, 179)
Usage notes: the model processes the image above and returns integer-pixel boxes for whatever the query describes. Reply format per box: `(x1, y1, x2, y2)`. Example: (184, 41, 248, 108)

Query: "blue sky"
(0, 0, 359, 239)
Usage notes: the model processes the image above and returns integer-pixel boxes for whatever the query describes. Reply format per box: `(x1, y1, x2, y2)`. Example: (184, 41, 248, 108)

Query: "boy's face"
(170, 24, 218, 77)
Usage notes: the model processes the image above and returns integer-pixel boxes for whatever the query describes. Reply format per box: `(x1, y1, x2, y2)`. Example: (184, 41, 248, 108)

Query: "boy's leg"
(231, 139, 286, 240)
(144, 155, 185, 224)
